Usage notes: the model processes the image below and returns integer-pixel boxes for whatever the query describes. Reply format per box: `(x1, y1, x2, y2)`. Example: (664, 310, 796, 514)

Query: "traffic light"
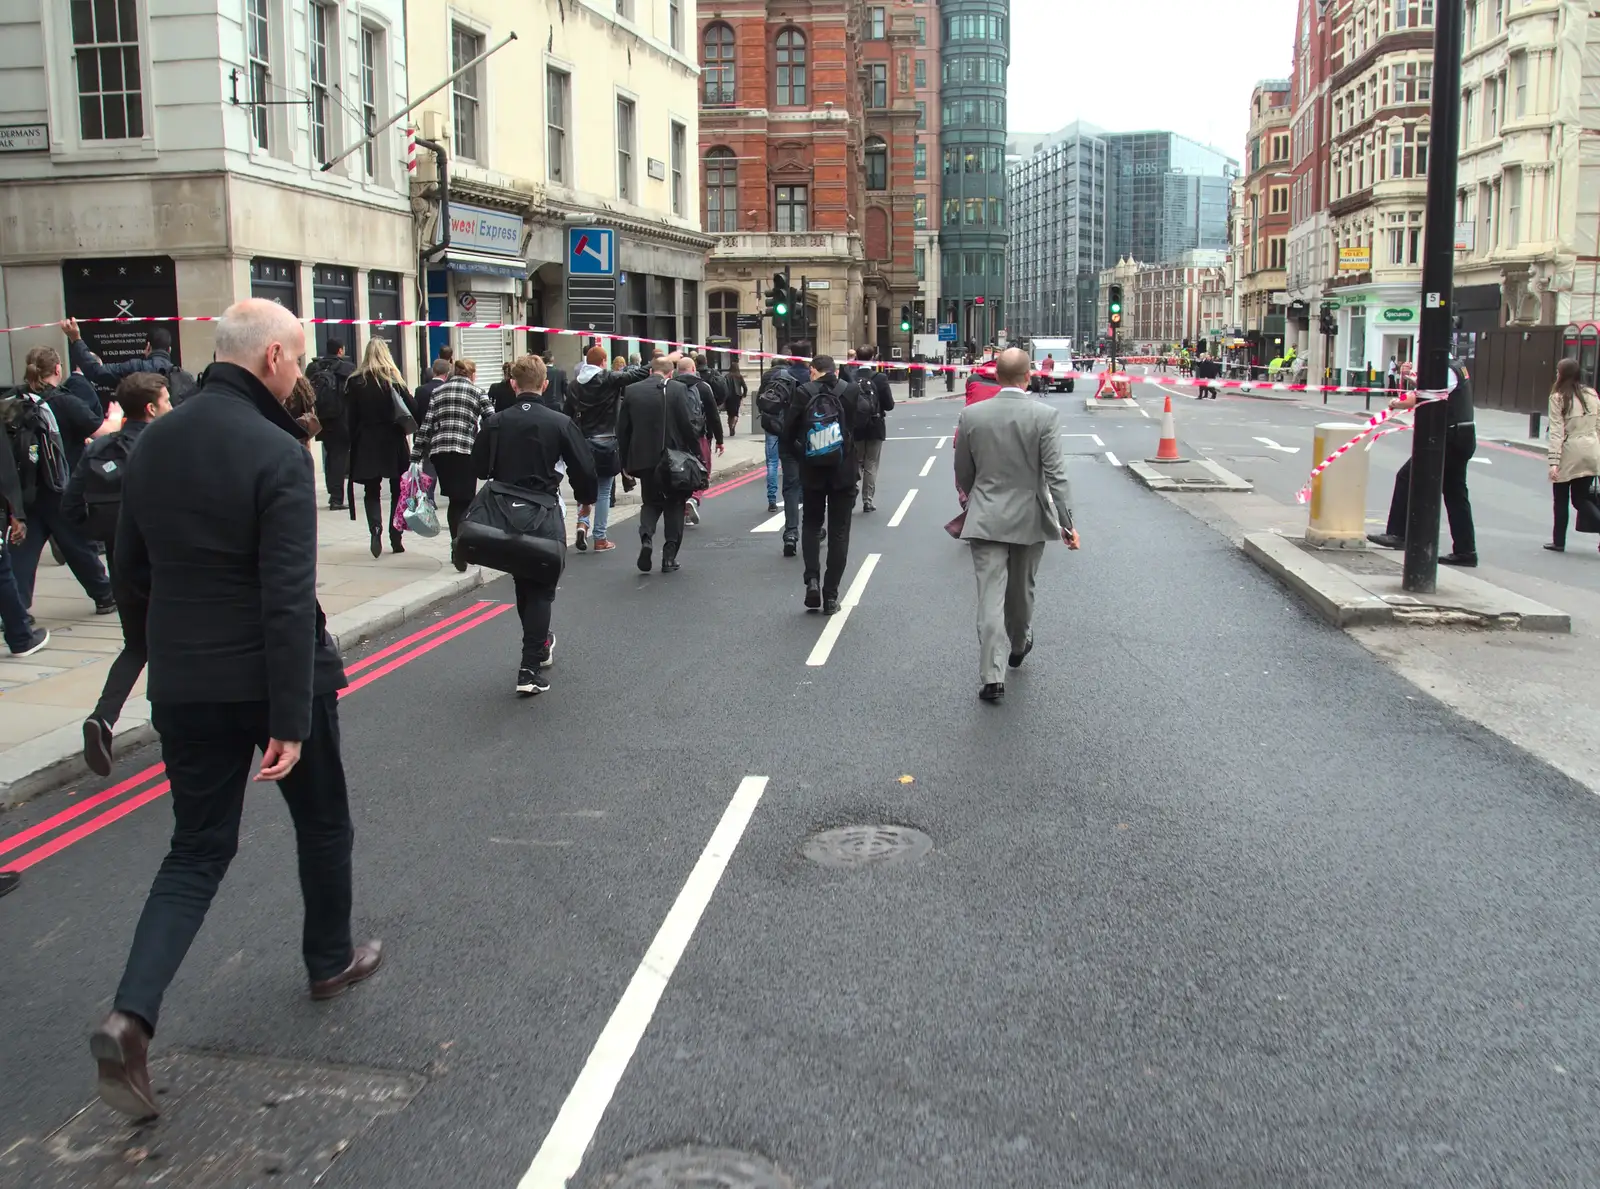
(797, 276, 810, 342)
(1108, 285, 1124, 329)
(767, 272, 790, 322)
(1318, 303, 1336, 336)
(899, 304, 913, 333)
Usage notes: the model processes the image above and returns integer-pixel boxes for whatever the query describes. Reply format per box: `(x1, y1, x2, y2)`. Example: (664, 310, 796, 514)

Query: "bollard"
(1305, 422, 1371, 549)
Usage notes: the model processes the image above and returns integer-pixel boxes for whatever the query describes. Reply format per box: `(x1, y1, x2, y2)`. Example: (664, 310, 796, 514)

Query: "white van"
(1026, 337, 1075, 393)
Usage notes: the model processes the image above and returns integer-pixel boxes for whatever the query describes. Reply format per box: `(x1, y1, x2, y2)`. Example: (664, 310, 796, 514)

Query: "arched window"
(775, 29, 806, 107)
(708, 290, 740, 342)
(865, 137, 887, 190)
(703, 23, 735, 106)
(866, 207, 889, 260)
(704, 146, 738, 232)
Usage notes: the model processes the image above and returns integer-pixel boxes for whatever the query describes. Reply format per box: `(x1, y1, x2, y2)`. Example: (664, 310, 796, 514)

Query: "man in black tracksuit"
(473, 355, 597, 696)
(783, 354, 861, 614)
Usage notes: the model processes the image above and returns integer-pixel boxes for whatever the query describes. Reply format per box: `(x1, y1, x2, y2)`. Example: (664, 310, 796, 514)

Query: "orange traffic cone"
(1155, 395, 1183, 461)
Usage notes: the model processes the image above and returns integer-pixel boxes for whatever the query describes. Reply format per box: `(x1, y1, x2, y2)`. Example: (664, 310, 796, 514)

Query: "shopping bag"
(395, 463, 440, 537)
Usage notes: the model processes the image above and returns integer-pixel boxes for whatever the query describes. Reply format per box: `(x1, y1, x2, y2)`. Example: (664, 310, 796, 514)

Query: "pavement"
(6, 391, 1600, 1187)
(0, 431, 768, 807)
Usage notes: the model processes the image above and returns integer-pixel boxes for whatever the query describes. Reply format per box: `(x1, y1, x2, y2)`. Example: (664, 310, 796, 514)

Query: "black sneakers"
(515, 668, 550, 697)
(637, 543, 654, 573)
(83, 716, 114, 777)
(822, 594, 841, 615)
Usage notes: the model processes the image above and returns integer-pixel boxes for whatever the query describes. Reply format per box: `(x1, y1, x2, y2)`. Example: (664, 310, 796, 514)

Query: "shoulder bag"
(386, 379, 418, 435)
(655, 381, 707, 495)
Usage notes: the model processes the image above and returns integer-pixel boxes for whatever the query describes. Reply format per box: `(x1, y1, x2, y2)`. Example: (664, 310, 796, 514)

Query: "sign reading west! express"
(447, 203, 523, 255)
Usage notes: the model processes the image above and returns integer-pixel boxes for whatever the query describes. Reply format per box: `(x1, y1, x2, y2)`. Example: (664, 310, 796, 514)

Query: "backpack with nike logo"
(800, 378, 851, 460)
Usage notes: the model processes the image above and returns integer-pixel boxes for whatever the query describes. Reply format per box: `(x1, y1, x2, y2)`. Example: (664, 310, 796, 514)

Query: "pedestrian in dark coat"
(90, 298, 380, 1124)
(344, 338, 415, 557)
(617, 358, 702, 573)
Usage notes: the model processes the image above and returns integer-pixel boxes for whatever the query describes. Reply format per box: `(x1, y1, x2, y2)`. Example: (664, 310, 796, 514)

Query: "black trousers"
(802, 485, 856, 595)
(638, 478, 685, 550)
(512, 576, 555, 670)
(114, 695, 354, 1033)
(1552, 477, 1600, 545)
(10, 488, 112, 608)
(1384, 425, 1477, 556)
(362, 476, 402, 545)
(432, 452, 478, 540)
(321, 437, 349, 506)
(94, 552, 147, 727)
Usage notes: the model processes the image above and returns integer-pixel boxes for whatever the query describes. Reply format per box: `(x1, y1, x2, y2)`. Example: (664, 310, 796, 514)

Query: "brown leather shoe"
(309, 940, 383, 1001)
(90, 1011, 160, 1120)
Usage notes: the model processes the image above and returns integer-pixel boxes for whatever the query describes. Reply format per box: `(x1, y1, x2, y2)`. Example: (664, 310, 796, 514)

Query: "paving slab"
(1243, 531, 1571, 632)
(1127, 457, 1254, 492)
(1083, 395, 1144, 414)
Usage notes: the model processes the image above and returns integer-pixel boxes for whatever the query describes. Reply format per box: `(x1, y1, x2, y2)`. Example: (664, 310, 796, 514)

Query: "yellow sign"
(1338, 246, 1371, 271)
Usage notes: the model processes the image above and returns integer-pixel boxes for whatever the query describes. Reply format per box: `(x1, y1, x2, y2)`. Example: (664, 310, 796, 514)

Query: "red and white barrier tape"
(1294, 391, 1448, 504)
(7, 314, 1408, 394)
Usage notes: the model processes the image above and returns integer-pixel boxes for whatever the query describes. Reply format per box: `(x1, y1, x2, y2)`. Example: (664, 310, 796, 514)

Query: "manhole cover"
(600, 1146, 795, 1188)
(801, 824, 932, 867)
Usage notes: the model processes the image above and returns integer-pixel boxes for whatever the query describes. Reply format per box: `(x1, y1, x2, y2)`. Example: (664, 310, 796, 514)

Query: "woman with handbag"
(1546, 357, 1600, 552)
(345, 338, 417, 558)
(412, 358, 493, 568)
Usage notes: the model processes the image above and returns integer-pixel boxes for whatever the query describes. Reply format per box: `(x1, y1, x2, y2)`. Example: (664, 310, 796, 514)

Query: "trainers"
(536, 634, 555, 669)
(10, 627, 49, 658)
(575, 521, 589, 552)
(593, 538, 617, 553)
(684, 500, 701, 527)
(83, 716, 114, 778)
(822, 594, 841, 615)
(95, 597, 117, 616)
(783, 541, 798, 558)
(768, 502, 780, 514)
(515, 667, 550, 697)
(804, 579, 822, 610)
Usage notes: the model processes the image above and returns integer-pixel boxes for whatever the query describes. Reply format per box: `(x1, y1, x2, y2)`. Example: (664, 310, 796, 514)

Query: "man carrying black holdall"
(459, 355, 597, 698)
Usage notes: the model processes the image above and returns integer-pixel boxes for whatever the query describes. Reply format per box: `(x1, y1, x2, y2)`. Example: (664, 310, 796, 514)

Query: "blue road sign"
(937, 323, 958, 342)
(568, 227, 615, 276)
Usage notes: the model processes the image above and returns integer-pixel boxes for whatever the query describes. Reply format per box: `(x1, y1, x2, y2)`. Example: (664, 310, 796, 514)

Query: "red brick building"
(1286, 0, 1336, 380)
(698, 2, 922, 359)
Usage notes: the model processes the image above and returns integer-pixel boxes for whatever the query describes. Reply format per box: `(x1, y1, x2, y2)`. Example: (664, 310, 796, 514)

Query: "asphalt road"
(5, 391, 1600, 1187)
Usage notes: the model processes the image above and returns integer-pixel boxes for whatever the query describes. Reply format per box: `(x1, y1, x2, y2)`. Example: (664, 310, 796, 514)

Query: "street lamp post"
(1402, 0, 1465, 594)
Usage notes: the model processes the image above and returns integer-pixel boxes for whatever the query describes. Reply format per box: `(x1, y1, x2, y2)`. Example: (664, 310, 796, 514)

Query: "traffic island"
(1128, 458, 1253, 492)
(1083, 394, 1143, 414)
(1243, 532, 1571, 632)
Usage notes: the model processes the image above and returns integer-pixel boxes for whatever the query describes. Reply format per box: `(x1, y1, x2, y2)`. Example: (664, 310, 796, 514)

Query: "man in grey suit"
(954, 348, 1080, 703)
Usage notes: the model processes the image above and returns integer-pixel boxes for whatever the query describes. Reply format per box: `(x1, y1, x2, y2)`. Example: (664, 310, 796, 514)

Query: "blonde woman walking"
(1546, 357, 1600, 552)
(345, 338, 416, 557)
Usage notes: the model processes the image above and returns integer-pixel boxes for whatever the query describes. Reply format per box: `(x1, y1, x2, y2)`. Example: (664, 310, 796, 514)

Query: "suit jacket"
(617, 376, 702, 476)
(954, 387, 1073, 545)
(115, 362, 345, 741)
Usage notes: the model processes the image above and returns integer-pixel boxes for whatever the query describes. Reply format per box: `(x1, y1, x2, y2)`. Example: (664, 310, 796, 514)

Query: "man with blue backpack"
(782, 354, 868, 614)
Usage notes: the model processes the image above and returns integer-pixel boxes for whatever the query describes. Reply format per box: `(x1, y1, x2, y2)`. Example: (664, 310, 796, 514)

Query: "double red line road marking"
(0, 600, 512, 874)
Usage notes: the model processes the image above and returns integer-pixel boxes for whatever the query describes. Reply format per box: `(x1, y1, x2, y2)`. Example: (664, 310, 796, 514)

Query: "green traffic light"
(775, 301, 789, 316)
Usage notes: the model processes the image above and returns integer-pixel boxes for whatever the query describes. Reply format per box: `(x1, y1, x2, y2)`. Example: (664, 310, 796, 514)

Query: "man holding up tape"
(1366, 358, 1478, 567)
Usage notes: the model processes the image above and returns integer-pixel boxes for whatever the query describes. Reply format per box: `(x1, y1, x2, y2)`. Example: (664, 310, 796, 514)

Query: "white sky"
(1007, 0, 1299, 162)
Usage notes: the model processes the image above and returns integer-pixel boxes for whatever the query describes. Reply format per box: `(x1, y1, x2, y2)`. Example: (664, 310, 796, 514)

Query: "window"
(1506, 166, 1522, 247)
(669, 0, 682, 50)
(965, 197, 982, 224)
(943, 197, 959, 225)
(451, 24, 484, 162)
(1511, 52, 1527, 118)
(670, 121, 686, 216)
(72, 0, 146, 141)
(703, 23, 735, 105)
(868, 63, 887, 108)
(1484, 74, 1500, 138)
(1388, 216, 1406, 265)
(616, 96, 636, 200)
(1270, 185, 1289, 214)
(309, 3, 334, 165)
(615, 0, 632, 17)
(915, 100, 926, 129)
(776, 29, 806, 106)
(708, 290, 739, 342)
(866, 137, 887, 190)
(776, 184, 808, 232)
(915, 16, 925, 44)
(913, 194, 928, 228)
(246, 0, 271, 149)
(704, 147, 737, 232)
(1269, 238, 1287, 270)
(914, 143, 926, 179)
(1492, 0, 1503, 35)
(915, 57, 926, 88)
(989, 197, 1002, 227)
(1271, 132, 1290, 161)
(870, 6, 886, 38)
(546, 67, 570, 184)
(1462, 89, 1475, 148)
(359, 25, 382, 178)
(915, 248, 926, 281)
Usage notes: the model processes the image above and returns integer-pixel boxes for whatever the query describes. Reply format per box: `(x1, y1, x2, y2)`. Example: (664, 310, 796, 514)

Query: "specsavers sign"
(447, 203, 523, 256)
(1380, 307, 1417, 323)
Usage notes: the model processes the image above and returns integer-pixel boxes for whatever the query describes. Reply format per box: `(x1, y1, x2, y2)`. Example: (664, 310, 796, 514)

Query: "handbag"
(1577, 477, 1600, 535)
(387, 381, 417, 435)
(397, 462, 440, 537)
(452, 427, 565, 583)
(653, 383, 707, 495)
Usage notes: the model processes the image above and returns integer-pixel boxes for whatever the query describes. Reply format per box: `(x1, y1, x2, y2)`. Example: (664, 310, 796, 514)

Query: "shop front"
(423, 201, 531, 376)
(1337, 287, 1420, 381)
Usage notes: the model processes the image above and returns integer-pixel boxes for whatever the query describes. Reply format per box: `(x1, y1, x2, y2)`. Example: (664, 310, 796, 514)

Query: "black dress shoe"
(661, 544, 681, 574)
(1008, 632, 1034, 669)
(822, 595, 841, 615)
(637, 543, 654, 573)
(1544, 543, 1565, 552)
(310, 940, 384, 1001)
(1366, 533, 1404, 550)
(804, 579, 822, 610)
(0, 871, 18, 897)
(783, 541, 797, 558)
(90, 1011, 160, 1119)
(1439, 552, 1478, 567)
(390, 537, 405, 554)
(979, 682, 1005, 703)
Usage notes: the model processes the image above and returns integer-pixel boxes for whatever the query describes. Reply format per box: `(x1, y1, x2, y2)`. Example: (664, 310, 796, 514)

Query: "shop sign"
(1381, 307, 1416, 323)
(1338, 247, 1371, 271)
(448, 203, 523, 256)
